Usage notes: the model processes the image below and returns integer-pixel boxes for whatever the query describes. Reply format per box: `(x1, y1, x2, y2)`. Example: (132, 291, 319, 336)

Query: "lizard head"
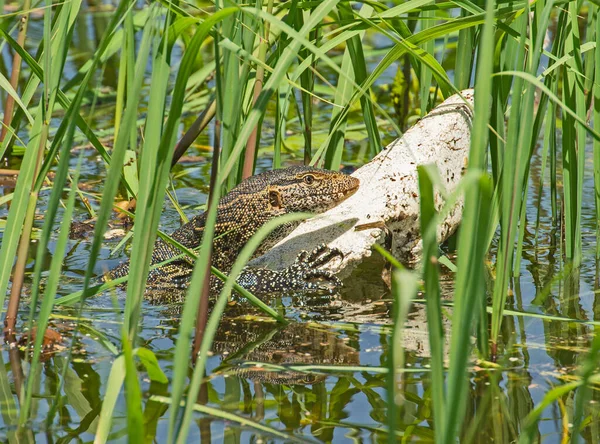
(265, 166, 360, 214)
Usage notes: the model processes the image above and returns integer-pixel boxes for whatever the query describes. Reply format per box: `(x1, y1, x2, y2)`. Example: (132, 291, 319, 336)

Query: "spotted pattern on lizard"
(107, 166, 359, 299)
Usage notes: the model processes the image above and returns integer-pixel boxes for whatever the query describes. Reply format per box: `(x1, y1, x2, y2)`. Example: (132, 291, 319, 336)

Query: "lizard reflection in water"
(208, 319, 360, 385)
(108, 166, 360, 299)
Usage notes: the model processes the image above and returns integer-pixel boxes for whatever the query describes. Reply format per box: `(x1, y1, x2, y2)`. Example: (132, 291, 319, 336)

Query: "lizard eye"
(303, 174, 315, 185)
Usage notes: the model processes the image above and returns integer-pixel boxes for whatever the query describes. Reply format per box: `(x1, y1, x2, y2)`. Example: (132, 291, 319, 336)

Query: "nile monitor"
(108, 166, 359, 297)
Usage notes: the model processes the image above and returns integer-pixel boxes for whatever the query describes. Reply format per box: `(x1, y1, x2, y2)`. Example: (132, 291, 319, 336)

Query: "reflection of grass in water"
(1, 0, 600, 442)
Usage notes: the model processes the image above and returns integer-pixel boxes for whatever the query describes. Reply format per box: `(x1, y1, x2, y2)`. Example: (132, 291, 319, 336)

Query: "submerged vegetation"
(0, 0, 600, 441)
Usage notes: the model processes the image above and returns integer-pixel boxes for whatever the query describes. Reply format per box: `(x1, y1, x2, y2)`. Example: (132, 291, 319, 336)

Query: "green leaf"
(135, 348, 169, 384)
(94, 356, 126, 444)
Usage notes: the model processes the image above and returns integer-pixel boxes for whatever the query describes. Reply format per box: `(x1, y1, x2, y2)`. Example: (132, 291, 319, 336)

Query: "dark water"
(1, 5, 600, 443)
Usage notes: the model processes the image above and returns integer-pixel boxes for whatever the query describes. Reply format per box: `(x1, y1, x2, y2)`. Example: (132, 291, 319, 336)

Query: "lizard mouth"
(335, 183, 359, 204)
(343, 187, 358, 197)
(343, 177, 360, 196)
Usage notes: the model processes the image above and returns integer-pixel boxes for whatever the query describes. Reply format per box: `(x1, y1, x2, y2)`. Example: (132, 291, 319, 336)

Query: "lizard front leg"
(234, 244, 343, 295)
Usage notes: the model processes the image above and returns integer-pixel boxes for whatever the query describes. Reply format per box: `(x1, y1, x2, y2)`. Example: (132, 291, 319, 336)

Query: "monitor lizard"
(107, 166, 360, 298)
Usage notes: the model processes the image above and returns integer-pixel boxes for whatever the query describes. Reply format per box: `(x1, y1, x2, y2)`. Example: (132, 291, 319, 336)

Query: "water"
(1, 5, 600, 443)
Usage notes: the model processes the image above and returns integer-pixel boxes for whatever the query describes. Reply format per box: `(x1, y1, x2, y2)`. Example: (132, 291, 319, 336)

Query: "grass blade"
(443, 0, 496, 438)
(418, 165, 446, 441)
(387, 269, 418, 443)
(93, 356, 125, 444)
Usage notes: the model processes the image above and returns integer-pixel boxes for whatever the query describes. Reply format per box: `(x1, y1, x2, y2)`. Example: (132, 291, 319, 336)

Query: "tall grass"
(1, 0, 600, 441)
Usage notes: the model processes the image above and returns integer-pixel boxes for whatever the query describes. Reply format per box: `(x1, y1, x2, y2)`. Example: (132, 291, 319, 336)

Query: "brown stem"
(2, 4, 35, 338)
(242, 0, 274, 179)
(171, 99, 216, 168)
(197, 382, 211, 441)
(401, 55, 411, 131)
(303, 116, 312, 166)
(193, 118, 221, 361)
(254, 382, 265, 420)
(192, 271, 212, 362)
(242, 68, 264, 179)
(4, 202, 34, 338)
(8, 346, 24, 400)
(4, 124, 48, 338)
(1, 4, 31, 144)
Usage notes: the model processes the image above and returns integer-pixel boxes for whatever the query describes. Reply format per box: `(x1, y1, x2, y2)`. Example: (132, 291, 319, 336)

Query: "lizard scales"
(109, 166, 359, 295)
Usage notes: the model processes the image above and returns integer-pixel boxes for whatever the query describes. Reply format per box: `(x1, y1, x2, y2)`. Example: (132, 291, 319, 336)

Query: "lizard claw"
(235, 244, 344, 296)
(296, 243, 344, 268)
(287, 244, 344, 294)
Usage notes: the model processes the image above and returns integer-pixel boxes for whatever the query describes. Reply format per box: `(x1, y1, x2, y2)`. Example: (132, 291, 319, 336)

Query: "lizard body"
(108, 166, 359, 296)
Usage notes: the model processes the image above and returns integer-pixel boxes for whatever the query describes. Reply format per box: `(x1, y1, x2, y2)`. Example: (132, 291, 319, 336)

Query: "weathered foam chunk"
(251, 89, 474, 277)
